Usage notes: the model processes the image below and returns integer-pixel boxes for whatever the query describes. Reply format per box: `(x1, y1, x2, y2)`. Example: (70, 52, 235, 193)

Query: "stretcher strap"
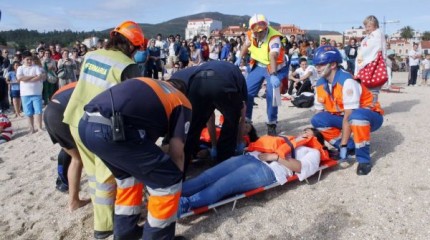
(281, 136, 296, 159)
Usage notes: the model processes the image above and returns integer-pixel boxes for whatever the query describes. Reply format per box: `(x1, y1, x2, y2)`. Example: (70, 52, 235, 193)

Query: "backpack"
(291, 92, 314, 108)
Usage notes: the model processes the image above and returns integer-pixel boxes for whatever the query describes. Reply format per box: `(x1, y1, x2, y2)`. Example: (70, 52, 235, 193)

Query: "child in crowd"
(421, 54, 430, 86)
(16, 51, 45, 134)
(0, 113, 12, 144)
(5, 61, 22, 118)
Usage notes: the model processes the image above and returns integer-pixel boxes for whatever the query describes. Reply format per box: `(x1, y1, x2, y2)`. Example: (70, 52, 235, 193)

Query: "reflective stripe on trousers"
(147, 181, 182, 228)
(115, 176, 143, 215)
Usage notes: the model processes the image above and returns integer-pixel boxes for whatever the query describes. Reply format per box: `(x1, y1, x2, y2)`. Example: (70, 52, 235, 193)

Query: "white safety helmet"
(249, 14, 269, 32)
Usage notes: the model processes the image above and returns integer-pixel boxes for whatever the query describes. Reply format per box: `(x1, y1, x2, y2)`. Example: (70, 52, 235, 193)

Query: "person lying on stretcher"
(196, 113, 258, 159)
(179, 128, 330, 215)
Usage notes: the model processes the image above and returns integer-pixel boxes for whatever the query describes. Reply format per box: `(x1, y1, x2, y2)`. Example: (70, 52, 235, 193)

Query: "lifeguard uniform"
(63, 49, 139, 235)
(245, 26, 289, 124)
(311, 69, 384, 165)
(79, 78, 192, 240)
(170, 61, 247, 164)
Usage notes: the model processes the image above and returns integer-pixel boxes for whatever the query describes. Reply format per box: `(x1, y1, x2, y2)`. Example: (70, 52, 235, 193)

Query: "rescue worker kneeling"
(310, 46, 384, 175)
(78, 77, 192, 240)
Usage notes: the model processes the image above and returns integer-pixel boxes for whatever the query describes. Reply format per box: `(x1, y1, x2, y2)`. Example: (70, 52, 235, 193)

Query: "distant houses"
(185, 18, 306, 41)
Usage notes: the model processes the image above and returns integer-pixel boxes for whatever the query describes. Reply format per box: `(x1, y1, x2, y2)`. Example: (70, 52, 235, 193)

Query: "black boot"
(267, 124, 277, 136)
(356, 163, 372, 175)
(94, 230, 113, 239)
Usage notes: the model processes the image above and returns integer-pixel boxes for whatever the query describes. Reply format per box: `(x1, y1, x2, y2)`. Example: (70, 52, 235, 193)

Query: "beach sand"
(1, 72, 429, 240)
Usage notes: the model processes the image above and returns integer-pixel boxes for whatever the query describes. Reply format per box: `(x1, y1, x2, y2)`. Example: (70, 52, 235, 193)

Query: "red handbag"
(355, 51, 388, 88)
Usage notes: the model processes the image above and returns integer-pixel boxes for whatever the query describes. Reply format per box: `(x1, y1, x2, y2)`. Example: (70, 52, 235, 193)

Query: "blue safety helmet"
(312, 46, 343, 65)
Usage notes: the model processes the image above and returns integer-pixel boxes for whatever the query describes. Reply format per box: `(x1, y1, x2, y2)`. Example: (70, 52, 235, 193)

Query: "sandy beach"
(1, 71, 429, 240)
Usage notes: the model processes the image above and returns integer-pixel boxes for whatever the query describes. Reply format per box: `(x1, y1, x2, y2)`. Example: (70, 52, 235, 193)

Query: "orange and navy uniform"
(81, 77, 191, 240)
(51, 82, 77, 107)
(311, 69, 384, 164)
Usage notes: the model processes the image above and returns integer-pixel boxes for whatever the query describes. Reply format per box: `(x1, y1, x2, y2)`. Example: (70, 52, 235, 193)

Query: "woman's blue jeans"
(182, 154, 276, 210)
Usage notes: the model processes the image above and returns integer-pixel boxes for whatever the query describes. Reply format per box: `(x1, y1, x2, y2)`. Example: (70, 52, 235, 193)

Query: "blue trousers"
(181, 154, 276, 211)
(311, 109, 383, 164)
(246, 65, 289, 123)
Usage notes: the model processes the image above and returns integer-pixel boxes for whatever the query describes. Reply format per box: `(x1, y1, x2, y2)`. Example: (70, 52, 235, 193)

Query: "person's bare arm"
(269, 51, 278, 74)
(237, 102, 246, 144)
(299, 71, 312, 81)
(258, 153, 302, 172)
(206, 113, 217, 148)
(168, 137, 185, 172)
(341, 109, 353, 145)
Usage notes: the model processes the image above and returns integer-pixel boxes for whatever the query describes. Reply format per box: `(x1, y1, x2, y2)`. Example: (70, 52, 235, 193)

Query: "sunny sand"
(1, 72, 429, 240)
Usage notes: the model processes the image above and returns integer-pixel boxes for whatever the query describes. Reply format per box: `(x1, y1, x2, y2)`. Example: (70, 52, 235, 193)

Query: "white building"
(185, 18, 222, 40)
(344, 26, 367, 42)
(389, 30, 422, 43)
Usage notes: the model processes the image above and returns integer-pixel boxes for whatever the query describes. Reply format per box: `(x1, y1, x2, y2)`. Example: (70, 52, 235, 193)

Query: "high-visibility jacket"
(247, 26, 286, 71)
(200, 127, 251, 146)
(247, 135, 329, 161)
(314, 69, 384, 115)
(63, 49, 135, 127)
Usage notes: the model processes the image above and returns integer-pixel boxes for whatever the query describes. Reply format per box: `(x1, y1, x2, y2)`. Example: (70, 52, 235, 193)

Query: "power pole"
(382, 16, 400, 39)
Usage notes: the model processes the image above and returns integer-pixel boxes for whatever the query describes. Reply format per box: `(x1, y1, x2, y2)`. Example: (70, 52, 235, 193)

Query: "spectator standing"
(16, 51, 44, 133)
(41, 50, 58, 105)
(420, 54, 430, 86)
(155, 33, 168, 80)
(70, 48, 83, 79)
(188, 42, 202, 67)
(166, 35, 180, 73)
(50, 44, 61, 61)
(220, 38, 231, 61)
(57, 49, 77, 88)
(178, 40, 190, 68)
(344, 38, 358, 74)
(5, 61, 22, 117)
(336, 42, 348, 70)
(79, 44, 88, 57)
(355, 15, 386, 101)
(408, 43, 422, 86)
(1, 49, 11, 111)
(208, 37, 220, 61)
(147, 39, 162, 79)
(200, 35, 209, 61)
(306, 40, 317, 65)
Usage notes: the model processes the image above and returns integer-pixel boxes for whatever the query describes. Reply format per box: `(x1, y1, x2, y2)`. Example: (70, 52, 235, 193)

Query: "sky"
(1, 0, 429, 35)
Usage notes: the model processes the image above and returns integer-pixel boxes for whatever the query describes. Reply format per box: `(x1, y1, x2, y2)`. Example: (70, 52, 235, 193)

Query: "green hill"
(1, 12, 339, 50)
(103, 12, 281, 39)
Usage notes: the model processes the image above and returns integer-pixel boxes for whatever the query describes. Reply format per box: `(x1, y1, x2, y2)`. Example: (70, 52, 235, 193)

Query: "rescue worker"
(78, 77, 192, 240)
(168, 61, 248, 169)
(43, 82, 90, 212)
(63, 20, 145, 239)
(311, 46, 384, 175)
(237, 14, 289, 135)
